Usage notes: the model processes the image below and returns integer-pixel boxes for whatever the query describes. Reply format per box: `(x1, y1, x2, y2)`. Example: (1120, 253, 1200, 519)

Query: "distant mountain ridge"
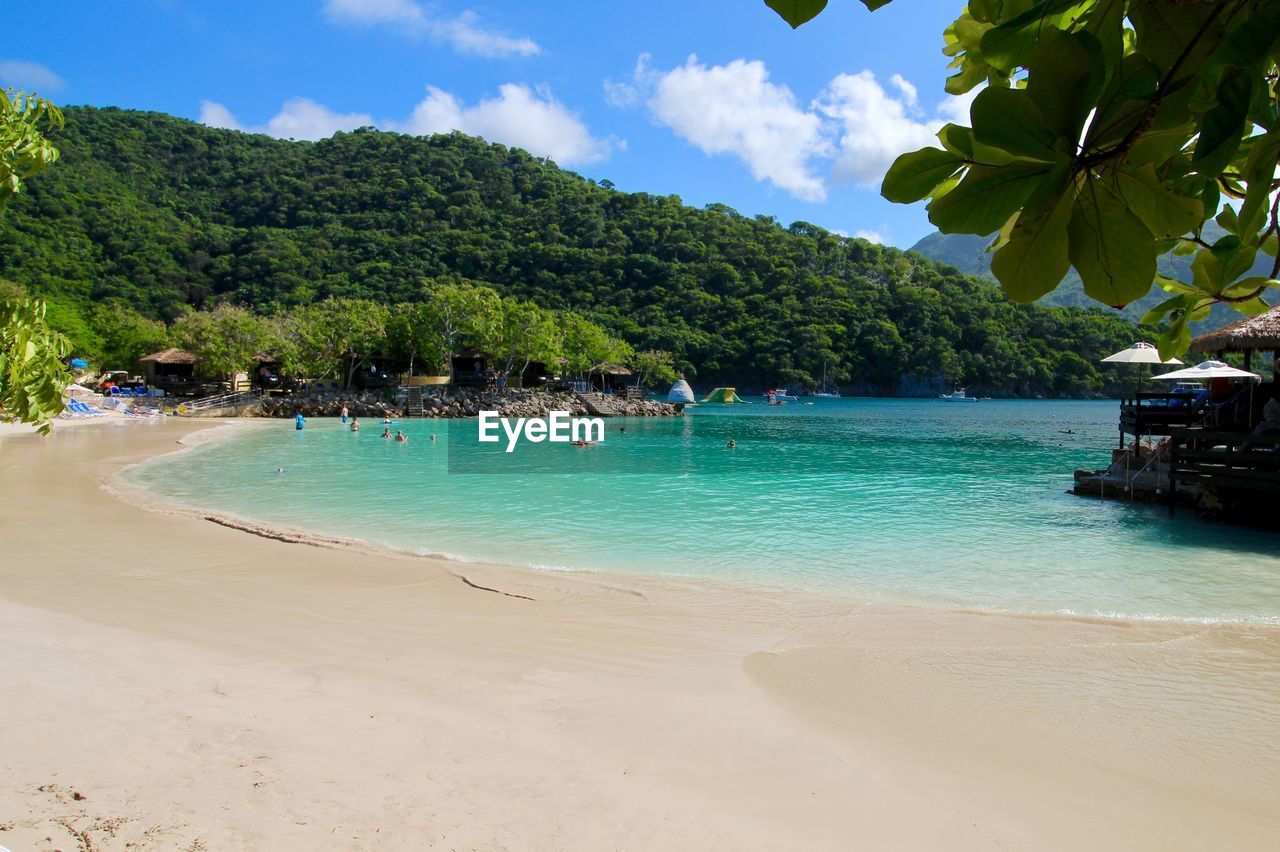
(909, 225, 1263, 331)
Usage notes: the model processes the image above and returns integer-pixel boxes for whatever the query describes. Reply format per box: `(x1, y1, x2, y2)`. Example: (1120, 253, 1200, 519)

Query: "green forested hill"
(1, 106, 1149, 395)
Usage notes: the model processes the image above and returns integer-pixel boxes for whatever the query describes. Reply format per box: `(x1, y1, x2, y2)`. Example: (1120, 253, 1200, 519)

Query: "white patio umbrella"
(1152, 360, 1261, 382)
(1101, 342, 1184, 415)
(1100, 342, 1183, 365)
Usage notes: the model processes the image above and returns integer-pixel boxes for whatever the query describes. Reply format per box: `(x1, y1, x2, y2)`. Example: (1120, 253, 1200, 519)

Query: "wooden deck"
(1168, 429, 1280, 504)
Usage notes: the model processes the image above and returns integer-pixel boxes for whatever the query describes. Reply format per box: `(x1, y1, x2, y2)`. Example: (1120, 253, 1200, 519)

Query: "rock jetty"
(254, 387, 679, 419)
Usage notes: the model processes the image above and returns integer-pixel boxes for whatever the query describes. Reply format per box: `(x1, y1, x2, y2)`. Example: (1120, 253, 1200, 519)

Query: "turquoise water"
(123, 399, 1280, 623)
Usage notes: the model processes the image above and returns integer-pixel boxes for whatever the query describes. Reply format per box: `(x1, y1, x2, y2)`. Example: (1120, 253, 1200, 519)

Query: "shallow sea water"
(123, 398, 1280, 623)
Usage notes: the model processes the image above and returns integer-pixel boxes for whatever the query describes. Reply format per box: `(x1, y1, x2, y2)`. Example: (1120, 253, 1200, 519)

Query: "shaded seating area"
(450, 348, 491, 386)
(587, 364, 633, 395)
(1165, 308, 1280, 509)
(137, 348, 224, 397)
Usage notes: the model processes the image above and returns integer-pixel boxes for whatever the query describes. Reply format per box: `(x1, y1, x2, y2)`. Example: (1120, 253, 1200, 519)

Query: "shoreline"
(2, 419, 1278, 849)
(110, 417, 1280, 630)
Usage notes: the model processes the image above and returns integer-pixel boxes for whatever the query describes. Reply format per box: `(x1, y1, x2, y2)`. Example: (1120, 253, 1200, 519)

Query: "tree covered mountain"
(0, 106, 1151, 395)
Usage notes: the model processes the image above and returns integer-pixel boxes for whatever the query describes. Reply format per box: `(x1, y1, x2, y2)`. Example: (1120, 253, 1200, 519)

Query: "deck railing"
(1167, 428, 1280, 509)
(178, 389, 261, 414)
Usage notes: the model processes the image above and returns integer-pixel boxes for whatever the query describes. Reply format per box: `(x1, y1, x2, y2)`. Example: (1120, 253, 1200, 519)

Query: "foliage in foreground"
(1, 107, 1149, 395)
(769, 0, 1280, 358)
(0, 296, 70, 433)
(0, 90, 67, 432)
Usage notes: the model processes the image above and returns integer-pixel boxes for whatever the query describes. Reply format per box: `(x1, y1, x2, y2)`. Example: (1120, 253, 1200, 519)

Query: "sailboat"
(813, 362, 841, 398)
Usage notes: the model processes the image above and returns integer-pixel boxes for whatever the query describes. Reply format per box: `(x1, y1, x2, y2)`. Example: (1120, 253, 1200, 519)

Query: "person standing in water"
(350, 417, 360, 432)
(294, 410, 306, 431)
(395, 430, 407, 443)
(340, 405, 349, 424)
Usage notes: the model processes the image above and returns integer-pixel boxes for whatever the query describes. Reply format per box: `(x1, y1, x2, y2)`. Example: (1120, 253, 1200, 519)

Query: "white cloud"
(854, 229, 886, 243)
(198, 100, 243, 131)
(398, 83, 613, 165)
(199, 98, 372, 141)
(199, 85, 615, 165)
(612, 54, 974, 203)
(647, 56, 832, 202)
(322, 0, 539, 58)
(0, 60, 66, 93)
(816, 70, 940, 189)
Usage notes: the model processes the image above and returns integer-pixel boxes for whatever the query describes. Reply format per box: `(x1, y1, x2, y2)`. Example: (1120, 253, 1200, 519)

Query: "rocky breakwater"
(258, 390, 401, 420)
(418, 387, 680, 418)
(258, 387, 681, 419)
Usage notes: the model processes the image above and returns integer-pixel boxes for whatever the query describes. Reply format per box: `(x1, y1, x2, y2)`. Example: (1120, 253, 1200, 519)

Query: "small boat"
(813, 362, 841, 398)
(766, 388, 799, 402)
(938, 388, 978, 402)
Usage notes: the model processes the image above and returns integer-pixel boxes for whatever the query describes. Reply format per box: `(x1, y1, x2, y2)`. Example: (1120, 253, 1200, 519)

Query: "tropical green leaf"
(1140, 294, 1189, 325)
(936, 123, 974, 158)
(1237, 129, 1280, 236)
(881, 147, 964, 203)
(764, 0, 828, 28)
(927, 162, 1051, 235)
(1157, 316, 1192, 362)
(980, 0, 1090, 72)
(1025, 27, 1103, 140)
(1112, 164, 1204, 239)
(1068, 178, 1158, 306)
(969, 87, 1059, 161)
(1192, 66, 1253, 175)
(990, 179, 1074, 303)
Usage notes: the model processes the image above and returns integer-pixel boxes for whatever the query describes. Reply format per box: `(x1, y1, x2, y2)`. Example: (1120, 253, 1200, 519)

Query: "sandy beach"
(1, 418, 1278, 850)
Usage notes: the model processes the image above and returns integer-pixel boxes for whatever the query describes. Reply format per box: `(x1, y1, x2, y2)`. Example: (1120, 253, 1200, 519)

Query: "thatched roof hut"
(1190, 304, 1280, 382)
(1189, 305, 1280, 355)
(137, 348, 198, 383)
(137, 348, 198, 365)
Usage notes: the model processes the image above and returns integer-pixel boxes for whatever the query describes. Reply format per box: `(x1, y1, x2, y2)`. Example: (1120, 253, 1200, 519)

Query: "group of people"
(294, 406, 439, 444)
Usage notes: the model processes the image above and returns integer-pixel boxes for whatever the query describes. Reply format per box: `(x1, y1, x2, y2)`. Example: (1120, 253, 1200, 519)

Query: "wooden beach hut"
(138, 348, 197, 383)
(588, 363, 633, 395)
(450, 348, 490, 386)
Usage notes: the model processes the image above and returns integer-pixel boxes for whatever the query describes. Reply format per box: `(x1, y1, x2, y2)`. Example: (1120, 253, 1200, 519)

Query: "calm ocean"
(123, 398, 1280, 623)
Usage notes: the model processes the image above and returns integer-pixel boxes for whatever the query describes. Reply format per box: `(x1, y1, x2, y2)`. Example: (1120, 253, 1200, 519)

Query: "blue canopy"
(70, 358, 89, 369)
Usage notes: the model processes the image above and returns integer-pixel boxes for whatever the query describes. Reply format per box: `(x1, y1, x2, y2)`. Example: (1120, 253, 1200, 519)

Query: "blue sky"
(1, 0, 968, 247)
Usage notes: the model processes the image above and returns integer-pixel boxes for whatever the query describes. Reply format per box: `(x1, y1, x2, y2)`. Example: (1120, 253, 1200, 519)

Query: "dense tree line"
(0, 106, 1151, 395)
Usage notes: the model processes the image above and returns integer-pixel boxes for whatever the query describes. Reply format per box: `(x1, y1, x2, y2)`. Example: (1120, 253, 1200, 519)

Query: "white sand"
(1, 419, 1277, 850)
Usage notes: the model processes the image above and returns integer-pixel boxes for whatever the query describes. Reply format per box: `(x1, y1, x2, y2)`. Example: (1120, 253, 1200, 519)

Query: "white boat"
(813, 362, 841, 398)
(938, 387, 978, 402)
(766, 388, 799, 402)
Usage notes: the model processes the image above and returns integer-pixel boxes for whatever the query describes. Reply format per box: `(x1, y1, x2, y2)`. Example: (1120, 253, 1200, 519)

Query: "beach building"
(136, 348, 217, 397)
(1077, 309, 1280, 516)
(450, 347, 489, 386)
(588, 363, 634, 396)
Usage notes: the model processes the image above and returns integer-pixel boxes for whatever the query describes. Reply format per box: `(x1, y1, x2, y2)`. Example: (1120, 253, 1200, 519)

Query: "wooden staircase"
(404, 385, 425, 417)
(576, 391, 621, 417)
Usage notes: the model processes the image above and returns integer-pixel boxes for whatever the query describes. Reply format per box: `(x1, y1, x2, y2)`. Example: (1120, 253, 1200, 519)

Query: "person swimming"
(395, 430, 407, 442)
(726, 439, 736, 448)
(350, 417, 360, 432)
(382, 427, 392, 438)
(430, 435, 437, 441)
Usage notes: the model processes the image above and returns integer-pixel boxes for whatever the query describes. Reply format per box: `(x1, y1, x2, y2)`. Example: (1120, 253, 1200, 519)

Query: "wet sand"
(1, 419, 1277, 850)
